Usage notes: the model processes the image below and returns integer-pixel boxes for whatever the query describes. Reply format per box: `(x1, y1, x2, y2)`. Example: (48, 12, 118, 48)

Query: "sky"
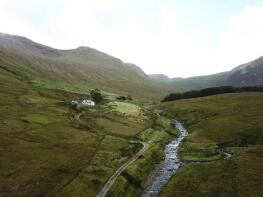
(0, 0, 263, 77)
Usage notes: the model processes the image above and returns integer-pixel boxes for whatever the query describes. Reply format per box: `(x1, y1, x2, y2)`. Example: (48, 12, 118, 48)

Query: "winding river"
(141, 120, 188, 197)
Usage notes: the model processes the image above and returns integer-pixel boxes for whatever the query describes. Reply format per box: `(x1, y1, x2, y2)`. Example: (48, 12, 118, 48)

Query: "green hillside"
(0, 33, 170, 101)
(0, 46, 178, 196)
(0, 57, 143, 196)
(160, 93, 263, 196)
(1, 33, 263, 197)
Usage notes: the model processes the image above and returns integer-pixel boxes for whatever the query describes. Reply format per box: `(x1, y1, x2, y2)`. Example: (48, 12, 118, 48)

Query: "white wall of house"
(82, 100, 95, 106)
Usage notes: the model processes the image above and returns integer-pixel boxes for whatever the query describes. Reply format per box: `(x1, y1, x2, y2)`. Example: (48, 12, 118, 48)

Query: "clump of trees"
(90, 89, 103, 103)
(162, 86, 263, 102)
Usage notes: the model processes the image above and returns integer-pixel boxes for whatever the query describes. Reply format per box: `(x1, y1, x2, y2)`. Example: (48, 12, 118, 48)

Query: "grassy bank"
(160, 93, 263, 197)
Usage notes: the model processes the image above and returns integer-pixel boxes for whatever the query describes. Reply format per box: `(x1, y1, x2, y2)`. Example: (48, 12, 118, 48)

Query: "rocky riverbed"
(141, 120, 188, 197)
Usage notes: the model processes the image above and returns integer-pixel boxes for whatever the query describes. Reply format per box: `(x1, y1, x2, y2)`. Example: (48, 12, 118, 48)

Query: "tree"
(161, 86, 263, 102)
(90, 89, 103, 103)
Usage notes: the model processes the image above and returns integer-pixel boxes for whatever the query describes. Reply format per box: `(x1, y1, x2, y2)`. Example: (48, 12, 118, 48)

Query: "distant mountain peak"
(126, 63, 147, 77)
(149, 74, 171, 82)
(0, 32, 61, 57)
(232, 56, 263, 72)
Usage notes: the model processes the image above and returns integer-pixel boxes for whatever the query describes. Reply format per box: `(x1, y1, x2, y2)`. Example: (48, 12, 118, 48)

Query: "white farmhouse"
(82, 100, 95, 106)
(71, 100, 78, 105)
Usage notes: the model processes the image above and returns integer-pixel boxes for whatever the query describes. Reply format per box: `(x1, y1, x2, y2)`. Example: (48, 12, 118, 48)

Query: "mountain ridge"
(0, 32, 171, 100)
(149, 56, 263, 91)
(1, 32, 263, 96)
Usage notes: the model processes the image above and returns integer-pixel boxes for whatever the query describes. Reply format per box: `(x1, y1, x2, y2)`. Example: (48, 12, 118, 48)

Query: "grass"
(138, 128, 170, 142)
(78, 102, 150, 137)
(1, 53, 169, 196)
(0, 71, 105, 196)
(4, 42, 263, 197)
(0, 46, 173, 196)
(160, 92, 263, 197)
(107, 102, 142, 117)
(108, 143, 165, 197)
(0, 62, 147, 197)
(31, 80, 89, 94)
(94, 117, 143, 136)
(0, 46, 170, 101)
(21, 114, 60, 125)
(55, 136, 141, 197)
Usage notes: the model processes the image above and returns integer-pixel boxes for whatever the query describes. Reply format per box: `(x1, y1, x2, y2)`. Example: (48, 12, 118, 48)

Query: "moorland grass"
(160, 93, 263, 197)
(79, 102, 149, 137)
(55, 136, 141, 197)
(1, 52, 180, 197)
(107, 101, 142, 117)
(0, 65, 148, 196)
(21, 114, 60, 125)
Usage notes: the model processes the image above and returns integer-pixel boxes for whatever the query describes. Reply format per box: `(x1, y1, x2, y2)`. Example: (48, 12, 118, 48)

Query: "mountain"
(1, 32, 263, 98)
(149, 74, 173, 83)
(0, 32, 61, 57)
(0, 33, 170, 100)
(126, 63, 148, 77)
(223, 56, 263, 86)
(149, 56, 263, 92)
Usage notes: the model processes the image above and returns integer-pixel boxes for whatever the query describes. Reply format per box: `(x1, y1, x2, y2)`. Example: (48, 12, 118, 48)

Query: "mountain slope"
(223, 56, 263, 86)
(2, 32, 263, 97)
(149, 74, 174, 83)
(0, 33, 170, 100)
(0, 33, 61, 57)
(150, 57, 263, 92)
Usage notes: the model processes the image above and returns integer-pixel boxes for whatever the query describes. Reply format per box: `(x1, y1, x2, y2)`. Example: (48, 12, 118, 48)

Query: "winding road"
(73, 111, 151, 197)
(96, 141, 150, 197)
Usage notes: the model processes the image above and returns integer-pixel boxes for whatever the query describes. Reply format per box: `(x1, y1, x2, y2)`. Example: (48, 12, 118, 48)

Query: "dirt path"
(96, 141, 150, 197)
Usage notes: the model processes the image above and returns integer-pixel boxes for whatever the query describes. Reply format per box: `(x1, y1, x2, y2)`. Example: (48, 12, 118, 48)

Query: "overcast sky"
(1, 0, 263, 77)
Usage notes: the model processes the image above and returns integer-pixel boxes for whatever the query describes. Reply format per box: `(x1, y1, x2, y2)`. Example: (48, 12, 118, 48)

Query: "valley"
(0, 33, 263, 197)
(0, 49, 178, 196)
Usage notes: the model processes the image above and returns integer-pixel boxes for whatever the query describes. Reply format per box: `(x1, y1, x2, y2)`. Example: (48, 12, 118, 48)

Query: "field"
(0, 62, 183, 197)
(160, 93, 263, 197)
(0, 64, 150, 196)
